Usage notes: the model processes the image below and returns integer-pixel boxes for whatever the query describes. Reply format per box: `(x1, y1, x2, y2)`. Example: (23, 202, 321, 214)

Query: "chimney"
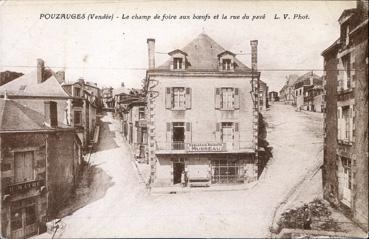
(250, 40, 258, 71)
(37, 58, 45, 84)
(147, 38, 155, 69)
(44, 101, 58, 128)
(55, 71, 65, 84)
(121, 82, 125, 87)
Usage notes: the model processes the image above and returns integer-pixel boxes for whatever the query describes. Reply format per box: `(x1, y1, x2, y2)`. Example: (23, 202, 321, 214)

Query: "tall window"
(138, 106, 145, 119)
(343, 55, 351, 89)
(222, 59, 232, 70)
(74, 111, 82, 125)
(173, 87, 186, 109)
(74, 87, 81, 97)
(14, 151, 34, 183)
(221, 88, 234, 109)
(345, 25, 350, 46)
(173, 58, 183, 70)
(342, 106, 350, 141)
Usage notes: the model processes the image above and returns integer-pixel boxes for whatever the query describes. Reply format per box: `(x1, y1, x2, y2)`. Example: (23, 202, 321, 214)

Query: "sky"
(0, 0, 356, 91)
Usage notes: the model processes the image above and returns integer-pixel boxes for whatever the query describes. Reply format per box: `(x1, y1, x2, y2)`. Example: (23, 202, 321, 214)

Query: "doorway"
(173, 159, 185, 185)
(11, 199, 38, 239)
(341, 157, 352, 207)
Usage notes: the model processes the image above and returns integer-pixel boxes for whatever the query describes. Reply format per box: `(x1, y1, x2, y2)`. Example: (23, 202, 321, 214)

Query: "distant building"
(322, 0, 368, 231)
(145, 33, 262, 187)
(62, 78, 100, 150)
(294, 72, 322, 111)
(268, 91, 279, 103)
(0, 98, 82, 239)
(101, 87, 114, 109)
(279, 74, 299, 105)
(304, 84, 325, 112)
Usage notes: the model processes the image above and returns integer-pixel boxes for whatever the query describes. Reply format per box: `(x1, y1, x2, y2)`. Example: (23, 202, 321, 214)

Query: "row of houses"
(321, 0, 368, 231)
(0, 59, 102, 238)
(115, 33, 269, 188)
(279, 72, 325, 112)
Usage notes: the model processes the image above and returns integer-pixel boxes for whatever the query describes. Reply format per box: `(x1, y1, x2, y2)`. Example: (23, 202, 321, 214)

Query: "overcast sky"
(0, 0, 356, 91)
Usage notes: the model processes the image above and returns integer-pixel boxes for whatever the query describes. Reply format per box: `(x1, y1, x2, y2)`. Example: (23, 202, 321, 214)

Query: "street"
(46, 103, 323, 238)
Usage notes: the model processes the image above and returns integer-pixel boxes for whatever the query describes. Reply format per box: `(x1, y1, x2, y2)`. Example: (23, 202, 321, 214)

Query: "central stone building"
(145, 33, 261, 187)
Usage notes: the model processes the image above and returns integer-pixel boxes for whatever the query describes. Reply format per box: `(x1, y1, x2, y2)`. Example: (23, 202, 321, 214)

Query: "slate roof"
(157, 33, 251, 72)
(296, 72, 321, 83)
(0, 70, 70, 98)
(0, 99, 70, 132)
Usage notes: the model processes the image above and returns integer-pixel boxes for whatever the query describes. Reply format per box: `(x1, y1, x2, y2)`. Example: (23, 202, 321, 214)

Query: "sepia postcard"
(0, 0, 368, 238)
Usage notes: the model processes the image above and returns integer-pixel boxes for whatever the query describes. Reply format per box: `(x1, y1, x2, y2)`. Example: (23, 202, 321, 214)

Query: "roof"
(0, 70, 70, 98)
(0, 99, 70, 132)
(295, 72, 320, 84)
(338, 8, 356, 23)
(113, 87, 131, 96)
(321, 38, 340, 57)
(157, 33, 251, 72)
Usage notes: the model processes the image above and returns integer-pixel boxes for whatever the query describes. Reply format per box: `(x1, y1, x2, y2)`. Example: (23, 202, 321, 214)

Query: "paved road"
(46, 105, 323, 238)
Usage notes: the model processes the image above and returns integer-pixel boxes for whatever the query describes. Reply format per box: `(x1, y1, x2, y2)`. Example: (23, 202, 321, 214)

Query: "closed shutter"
(185, 88, 192, 109)
(349, 106, 353, 142)
(215, 122, 221, 142)
(166, 122, 172, 143)
(185, 122, 192, 143)
(165, 87, 173, 109)
(215, 88, 221, 109)
(137, 127, 142, 144)
(234, 88, 240, 109)
(234, 122, 240, 150)
(337, 107, 341, 140)
(14, 153, 24, 183)
(24, 151, 34, 181)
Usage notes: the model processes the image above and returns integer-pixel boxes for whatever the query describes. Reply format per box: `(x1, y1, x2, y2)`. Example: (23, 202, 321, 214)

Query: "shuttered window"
(215, 88, 240, 110)
(14, 151, 34, 183)
(165, 87, 191, 110)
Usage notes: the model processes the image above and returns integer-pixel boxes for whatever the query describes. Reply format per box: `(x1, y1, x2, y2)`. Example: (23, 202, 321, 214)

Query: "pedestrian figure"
(303, 208, 312, 230)
(181, 171, 185, 187)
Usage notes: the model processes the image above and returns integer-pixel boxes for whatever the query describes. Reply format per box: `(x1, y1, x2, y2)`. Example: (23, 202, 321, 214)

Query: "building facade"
(0, 99, 82, 239)
(145, 34, 262, 187)
(279, 74, 299, 105)
(322, 0, 368, 231)
(294, 72, 322, 111)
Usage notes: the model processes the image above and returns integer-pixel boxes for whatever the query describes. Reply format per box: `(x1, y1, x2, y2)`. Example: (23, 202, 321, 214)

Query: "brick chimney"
(147, 38, 155, 70)
(37, 58, 45, 84)
(250, 40, 258, 71)
(55, 71, 65, 84)
(44, 101, 58, 128)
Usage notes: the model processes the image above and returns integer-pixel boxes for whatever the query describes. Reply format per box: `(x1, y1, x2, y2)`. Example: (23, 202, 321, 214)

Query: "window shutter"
(166, 122, 172, 142)
(234, 88, 240, 109)
(137, 128, 142, 144)
(234, 122, 240, 150)
(185, 88, 191, 109)
(215, 88, 221, 109)
(215, 122, 221, 142)
(165, 87, 172, 109)
(337, 107, 341, 140)
(185, 122, 191, 143)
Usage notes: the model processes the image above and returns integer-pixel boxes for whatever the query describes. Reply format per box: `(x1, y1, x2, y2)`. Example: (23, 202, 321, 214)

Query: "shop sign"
(186, 143, 224, 152)
(7, 179, 44, 194)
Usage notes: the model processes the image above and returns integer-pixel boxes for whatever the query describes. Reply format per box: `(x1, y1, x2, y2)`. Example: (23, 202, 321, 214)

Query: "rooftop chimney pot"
(37, 58, 45, 84)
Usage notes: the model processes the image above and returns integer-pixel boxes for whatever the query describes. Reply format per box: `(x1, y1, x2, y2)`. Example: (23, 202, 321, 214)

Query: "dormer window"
(218, 51, 236, 71)
(222, 59, 232, 70)
(174, 58, 183, 70)
(168, 49, 188, 71)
